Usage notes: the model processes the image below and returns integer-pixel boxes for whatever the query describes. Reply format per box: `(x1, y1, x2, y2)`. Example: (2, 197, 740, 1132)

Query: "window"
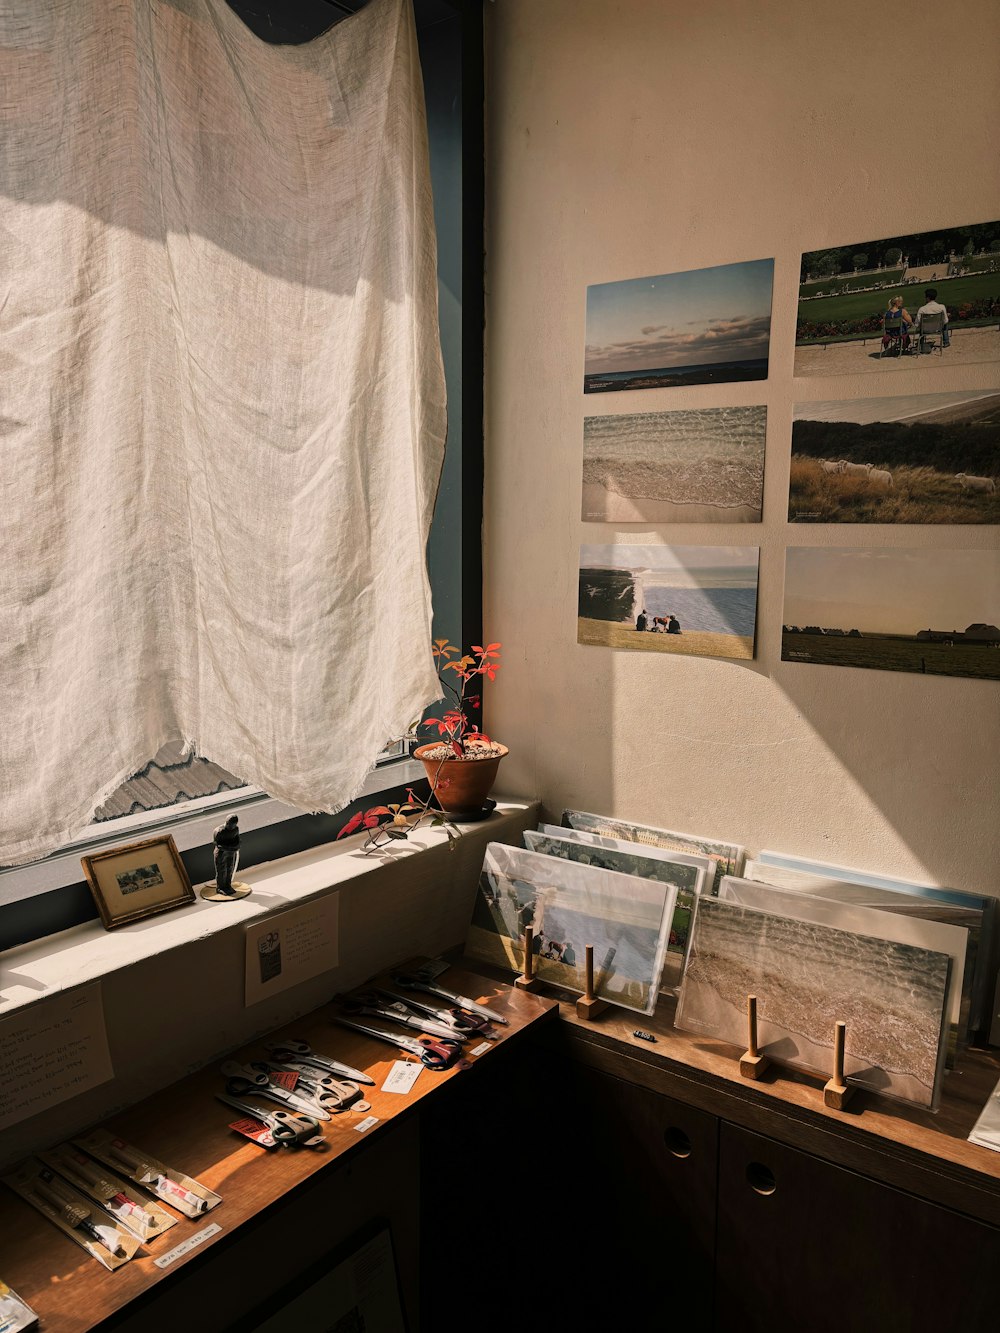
(0, 0, 483, 950)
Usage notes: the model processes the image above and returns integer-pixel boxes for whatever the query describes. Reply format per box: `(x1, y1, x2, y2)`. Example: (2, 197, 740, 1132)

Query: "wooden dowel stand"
(514, 926, 542, 993)
(824, 1021, 854, 1110)
(739, 995, 770, 1079)
(576, 944, 609, 1020)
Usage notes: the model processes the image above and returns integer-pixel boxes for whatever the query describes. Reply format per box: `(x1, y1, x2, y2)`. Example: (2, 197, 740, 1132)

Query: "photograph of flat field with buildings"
(781, 546, 1000, 679)
(788, 391, 1000, 524)
(583, 405, 766, 523)
(676, 897, 951, 1108)
(578, 544, 759, 660)
(584, 259, 773, 393)
(794, 220, 1000, 376)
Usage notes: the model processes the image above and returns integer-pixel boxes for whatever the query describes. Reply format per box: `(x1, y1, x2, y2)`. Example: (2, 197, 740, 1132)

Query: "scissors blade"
(264, 1042, 376, 1087)
(332, 1015, 429, 1059)
(390, 973, 509, 1024)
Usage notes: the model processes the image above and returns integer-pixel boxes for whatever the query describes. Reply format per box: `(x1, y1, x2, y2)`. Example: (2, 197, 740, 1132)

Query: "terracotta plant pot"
(413, 743, 509, 816)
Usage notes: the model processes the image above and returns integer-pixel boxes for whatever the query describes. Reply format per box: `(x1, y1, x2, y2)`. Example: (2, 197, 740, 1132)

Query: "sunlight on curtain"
(0, 0, 446, 863)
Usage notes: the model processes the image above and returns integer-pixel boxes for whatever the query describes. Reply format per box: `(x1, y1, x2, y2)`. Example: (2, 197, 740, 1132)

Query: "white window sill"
(0, 798, 536, 1019)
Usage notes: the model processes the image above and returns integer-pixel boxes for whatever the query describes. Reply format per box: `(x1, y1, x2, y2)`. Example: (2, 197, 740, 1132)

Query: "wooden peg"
(739, 994, 770, 1079)
(514, 926, 542, 992)
(823, 1020, 854, 1109)
(575, 944, 609, 1020)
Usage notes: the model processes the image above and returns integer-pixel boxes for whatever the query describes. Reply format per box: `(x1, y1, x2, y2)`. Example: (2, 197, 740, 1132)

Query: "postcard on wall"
(560, 808, 745, 882)
(579, 543, 759, 660)
(676, 896, 951, 1110)
(465, 842, 675, 1016)
(781, 545, 1000, 680)
(787, 390, 1000, 525)
(718, 874, 969, 1059)
(524, 828, 706, 990)
(584, 258, 774, 393)
(582, 405, 766, 524)
(244, 894, 340, 1007)
(794, 219, 1000, 378)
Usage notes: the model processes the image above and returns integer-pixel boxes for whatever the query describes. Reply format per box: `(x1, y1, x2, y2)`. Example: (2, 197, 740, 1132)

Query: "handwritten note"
(0, 984, 114, 1131)
(244, 894, 340, 1006)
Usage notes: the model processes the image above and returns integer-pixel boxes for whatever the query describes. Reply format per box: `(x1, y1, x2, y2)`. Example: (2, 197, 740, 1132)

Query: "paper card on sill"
(0, 984, 113, 1132)
(381, 1061, 422, 1095)
(244, 895, 340, 1006)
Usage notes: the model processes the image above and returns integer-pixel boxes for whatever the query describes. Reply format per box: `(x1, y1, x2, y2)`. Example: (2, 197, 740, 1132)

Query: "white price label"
(354, 1116, 379, 1133)
(381, 1060, 422, 1095)
(470, 1041, 491, 1058)
(153, 1222, 222, 1269)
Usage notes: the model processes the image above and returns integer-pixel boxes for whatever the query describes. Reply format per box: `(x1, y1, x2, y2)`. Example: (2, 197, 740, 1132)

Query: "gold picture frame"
(81, 835, 195, 930)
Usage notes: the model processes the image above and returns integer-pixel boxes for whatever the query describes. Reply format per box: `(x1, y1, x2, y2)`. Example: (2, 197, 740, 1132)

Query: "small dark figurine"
(213, 814, 241, 895)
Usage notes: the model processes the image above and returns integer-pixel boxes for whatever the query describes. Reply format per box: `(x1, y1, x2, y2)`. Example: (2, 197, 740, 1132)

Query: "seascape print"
(579, 544, 759, 660)
(585, 259, 774, 393)
(560, 810, 744, 882)
(676, 897, 951, 1108)
(583, 405, 766, 523)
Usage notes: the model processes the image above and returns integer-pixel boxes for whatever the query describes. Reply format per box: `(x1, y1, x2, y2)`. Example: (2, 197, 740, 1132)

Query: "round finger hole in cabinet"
(746, 1161, 776, 1195)
(664, 1126, 692, 1158)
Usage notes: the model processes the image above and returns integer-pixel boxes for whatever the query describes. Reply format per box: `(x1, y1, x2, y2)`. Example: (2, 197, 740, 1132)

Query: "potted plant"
(337, 638, 505, 854)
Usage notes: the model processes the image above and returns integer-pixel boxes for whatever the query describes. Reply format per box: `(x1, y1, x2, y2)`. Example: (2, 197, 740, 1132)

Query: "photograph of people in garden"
(794, 220, 1000, 377)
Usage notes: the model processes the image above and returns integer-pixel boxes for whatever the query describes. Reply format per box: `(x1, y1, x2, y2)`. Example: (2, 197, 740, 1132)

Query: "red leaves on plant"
(336, 811, 365, 839)
(450, 740, 463, 757)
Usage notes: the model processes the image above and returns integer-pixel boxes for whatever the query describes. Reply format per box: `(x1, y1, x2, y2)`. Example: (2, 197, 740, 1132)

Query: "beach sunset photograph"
(788, 390, 1000, 524)
(781, 546, 1000, 679)
(583, 404, 766, 522)
(584, 258, 774, 393)
(579, 543, 759, 659)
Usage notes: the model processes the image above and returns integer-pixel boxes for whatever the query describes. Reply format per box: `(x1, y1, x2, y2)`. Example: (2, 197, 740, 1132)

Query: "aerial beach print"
(584, 258, 774, 393)
(794, 219, 1000, 377)
(583, 405, 766, 523)
(676, 897, 951, 1109)
(465, 842, 676, 1016)
(788, 390, 1000, 524)
(781, 546, 1000, 679)
(578, 544, 759, 659)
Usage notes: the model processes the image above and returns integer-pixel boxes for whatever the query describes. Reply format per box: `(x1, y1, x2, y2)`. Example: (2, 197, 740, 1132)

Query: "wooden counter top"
(0, 966, 557, 1332)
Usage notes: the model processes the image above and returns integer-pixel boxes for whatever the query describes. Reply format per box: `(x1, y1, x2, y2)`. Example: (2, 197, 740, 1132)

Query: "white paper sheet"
(244, 896, 340, 1006)
(0, 984, 114, 1131)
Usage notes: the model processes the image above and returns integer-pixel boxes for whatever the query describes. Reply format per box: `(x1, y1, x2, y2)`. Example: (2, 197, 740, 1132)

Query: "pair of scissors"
(220, 1061, 332, 1120)
(263, 1039, 375, 1087)
(367, 987, 496, 1040)
(390, 972, 509, 1025)
(337, 992, 467, 1044)
(332, 1015, 465, 1070)
(257, 1059, 371, 1114)
(216, 1094, 325, 1149)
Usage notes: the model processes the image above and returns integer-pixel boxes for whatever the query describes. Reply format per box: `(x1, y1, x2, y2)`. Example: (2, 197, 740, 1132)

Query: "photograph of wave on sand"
(676, 897, 951, 1109)
(583, 405, 766, 522)
(578, 543, 759, 660)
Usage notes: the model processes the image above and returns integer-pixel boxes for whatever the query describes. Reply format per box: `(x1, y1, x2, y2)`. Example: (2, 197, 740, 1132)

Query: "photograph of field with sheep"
(788, 390, 1000, 524)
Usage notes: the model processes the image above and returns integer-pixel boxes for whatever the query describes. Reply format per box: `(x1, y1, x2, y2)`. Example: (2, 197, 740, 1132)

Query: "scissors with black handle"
(216, 1094, 326, 1148)
(262, 1039, 375, 1087)
(220, 1061, 332, 1120)
(331, 1015, 465, 1070)
(337, 992, 468, 1043)
(256, 1059, 371, 1114)
(367, 987, 497, 1039)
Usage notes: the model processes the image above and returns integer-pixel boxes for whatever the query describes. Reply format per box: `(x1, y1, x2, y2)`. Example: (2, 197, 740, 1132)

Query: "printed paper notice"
(0, 984, 114, 1132)
(244, 895, 340, 1006)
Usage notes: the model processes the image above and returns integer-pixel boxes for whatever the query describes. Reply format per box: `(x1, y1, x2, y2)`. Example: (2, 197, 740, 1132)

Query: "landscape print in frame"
(788, 390, 1000, 524)
(794, 219, 1000, 378)
(781, 546, 1000, 680)
(559, 809, 745, 883)
(466, 842, 675, 1016)
(579, 544, 759, 660)
(523, 828, 707, 990)
(676, 896, 951, 1109)
(583, 405, 766, 523)
(584, 258, 774, 393)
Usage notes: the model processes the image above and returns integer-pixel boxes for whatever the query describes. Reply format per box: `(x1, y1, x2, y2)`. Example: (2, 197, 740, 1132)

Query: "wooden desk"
(0, 967, 557, 1332)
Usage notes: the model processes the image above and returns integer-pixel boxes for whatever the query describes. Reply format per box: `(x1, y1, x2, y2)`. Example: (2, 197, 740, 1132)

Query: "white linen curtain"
(0, 0, 446, 864)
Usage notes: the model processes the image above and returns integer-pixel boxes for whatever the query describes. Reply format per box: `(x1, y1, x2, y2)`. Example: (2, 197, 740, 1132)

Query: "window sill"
(0, 798, 536, 1019)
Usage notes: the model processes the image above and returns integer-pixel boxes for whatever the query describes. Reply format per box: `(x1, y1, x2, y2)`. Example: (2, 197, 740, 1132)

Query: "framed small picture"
(81, 835, 195, 930)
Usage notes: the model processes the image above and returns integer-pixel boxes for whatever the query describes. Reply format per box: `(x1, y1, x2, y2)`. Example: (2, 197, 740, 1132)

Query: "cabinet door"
(716, 1122, 1000, 1333)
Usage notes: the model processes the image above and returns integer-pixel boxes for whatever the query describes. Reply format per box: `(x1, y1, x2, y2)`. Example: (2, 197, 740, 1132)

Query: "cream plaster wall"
(484, 0, 1000, 895)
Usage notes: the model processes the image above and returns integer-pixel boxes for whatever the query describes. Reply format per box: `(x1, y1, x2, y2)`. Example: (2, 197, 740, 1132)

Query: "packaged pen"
(39, 1145, 177, 1242)
(0, 1281, 38, 1333)
(2, 1159, 141, 1271)
(74, 1129, 222, 1219)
